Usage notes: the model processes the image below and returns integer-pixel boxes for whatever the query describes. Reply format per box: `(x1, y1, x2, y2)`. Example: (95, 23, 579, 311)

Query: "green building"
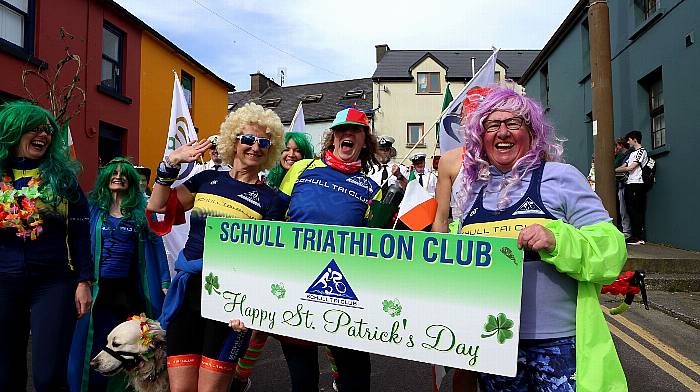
(521, 0, 699, 251)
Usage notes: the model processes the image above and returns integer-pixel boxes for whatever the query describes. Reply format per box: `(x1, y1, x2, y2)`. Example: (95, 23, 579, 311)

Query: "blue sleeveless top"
(461, 162, 577, 339)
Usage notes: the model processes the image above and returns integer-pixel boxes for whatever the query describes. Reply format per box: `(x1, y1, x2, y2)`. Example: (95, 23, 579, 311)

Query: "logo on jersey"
(512, 197, 545, 216)
(469, 208, 478, 217)
(210, 180, 218, 185)
(346, 175, 374, 193)
(237, 191, 261, 208)
(303, 259, 361, 308)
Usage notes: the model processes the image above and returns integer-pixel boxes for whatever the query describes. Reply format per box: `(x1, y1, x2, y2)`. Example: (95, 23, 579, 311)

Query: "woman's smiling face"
(482, 110, 532, 172)
(15, 126, 52, 160)
(281, 138, 303, 170)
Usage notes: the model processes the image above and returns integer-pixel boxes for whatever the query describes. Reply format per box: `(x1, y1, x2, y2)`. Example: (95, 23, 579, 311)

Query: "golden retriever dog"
(90, 315, 168, 392)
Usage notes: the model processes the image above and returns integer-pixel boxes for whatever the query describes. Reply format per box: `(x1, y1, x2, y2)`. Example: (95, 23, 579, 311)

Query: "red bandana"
(324, 150, 362, 174)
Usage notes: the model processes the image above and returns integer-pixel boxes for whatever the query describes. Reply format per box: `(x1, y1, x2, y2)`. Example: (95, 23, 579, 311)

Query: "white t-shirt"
(625, 147, 648, 184)
(368, 160, 409, 189)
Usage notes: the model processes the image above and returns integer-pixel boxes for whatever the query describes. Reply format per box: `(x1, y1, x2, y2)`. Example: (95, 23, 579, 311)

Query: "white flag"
(439, 50, 499, 153)
(164, 72, 198, 187)
(289, 102, 305, 132)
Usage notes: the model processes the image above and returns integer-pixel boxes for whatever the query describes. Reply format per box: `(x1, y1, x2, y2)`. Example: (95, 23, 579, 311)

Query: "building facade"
(520, 0, 699, 250)
(371, 45, 539, 162)
(0, 0, 233, 187)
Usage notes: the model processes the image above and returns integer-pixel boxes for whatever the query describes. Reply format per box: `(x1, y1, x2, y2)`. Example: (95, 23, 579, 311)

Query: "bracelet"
(155, 177, 176, 186)
(164, 155, 181, 169)
(158, 161, 180, 178)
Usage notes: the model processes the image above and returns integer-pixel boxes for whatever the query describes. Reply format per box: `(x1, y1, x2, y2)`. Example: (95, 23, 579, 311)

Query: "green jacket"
(541, 220, 628, 392)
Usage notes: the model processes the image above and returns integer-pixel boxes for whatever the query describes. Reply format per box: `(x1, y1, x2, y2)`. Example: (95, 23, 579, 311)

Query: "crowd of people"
(0, 86, 630, 392)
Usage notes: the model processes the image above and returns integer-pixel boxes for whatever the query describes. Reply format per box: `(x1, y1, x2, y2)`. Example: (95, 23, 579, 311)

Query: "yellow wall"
(139, 31, 231, 174)
(373, 57, 514, 162)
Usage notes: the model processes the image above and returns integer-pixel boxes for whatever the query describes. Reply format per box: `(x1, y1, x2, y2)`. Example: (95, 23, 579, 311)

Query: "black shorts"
(166, 274, 251, 370)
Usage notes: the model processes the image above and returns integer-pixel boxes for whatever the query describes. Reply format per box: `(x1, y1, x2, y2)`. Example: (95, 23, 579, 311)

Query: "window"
(539, 64, 550, 108)
(181, 71, 194, 110)
(635, 0, 658, 21)
(101, 23, 124, 93)
(648, 77, 665, 149)
(300, 93, 323, 103)
(261, 98, 281, 108)
(407, 123, 425, 146)
(343, 90, 364, 99)
(0, 0, 33, 50)
(98, 122, 125, 166)
(581, 20, 590, 77)
(417, 72, 440, 93)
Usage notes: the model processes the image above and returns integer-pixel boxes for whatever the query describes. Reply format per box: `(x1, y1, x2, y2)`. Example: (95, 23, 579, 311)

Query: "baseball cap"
(330, 108, 369, 129)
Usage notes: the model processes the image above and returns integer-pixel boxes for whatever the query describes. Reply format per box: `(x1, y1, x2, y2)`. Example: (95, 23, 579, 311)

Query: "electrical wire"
(189, 0, 348, 79)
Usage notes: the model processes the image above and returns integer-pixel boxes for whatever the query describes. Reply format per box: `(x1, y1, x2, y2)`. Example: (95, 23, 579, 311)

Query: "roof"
(229, 78, 373, 124)
(105, 0, 235, 91)
(372, 49, 540, 81)
(519, 0, 587, 84)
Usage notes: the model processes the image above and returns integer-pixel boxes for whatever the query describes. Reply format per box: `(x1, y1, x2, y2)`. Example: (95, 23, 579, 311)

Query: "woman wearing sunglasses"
(0, 101, 92, 391)
(147, 102, 286, 392)
(68, 157, 170, 392)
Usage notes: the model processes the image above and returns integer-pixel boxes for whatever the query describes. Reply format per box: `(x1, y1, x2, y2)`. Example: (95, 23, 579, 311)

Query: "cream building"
(371, 45, 539, 162)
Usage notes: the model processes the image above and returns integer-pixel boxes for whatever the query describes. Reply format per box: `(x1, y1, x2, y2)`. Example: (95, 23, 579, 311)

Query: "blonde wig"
(217, 103, 284, 171)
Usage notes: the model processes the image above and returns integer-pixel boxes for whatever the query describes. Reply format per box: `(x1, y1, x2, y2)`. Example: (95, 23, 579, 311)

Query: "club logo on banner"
(304, 259, 361, 309)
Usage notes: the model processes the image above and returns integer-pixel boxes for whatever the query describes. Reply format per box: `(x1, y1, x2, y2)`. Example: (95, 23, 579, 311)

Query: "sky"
(114, 0, 580, 91)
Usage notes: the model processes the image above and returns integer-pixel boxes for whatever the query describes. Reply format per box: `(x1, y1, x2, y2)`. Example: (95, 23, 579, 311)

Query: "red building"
(0, 0, 142, 186)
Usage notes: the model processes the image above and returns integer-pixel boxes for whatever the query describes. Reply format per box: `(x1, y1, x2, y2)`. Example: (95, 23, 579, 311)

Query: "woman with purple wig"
(434, 87, 627, 391)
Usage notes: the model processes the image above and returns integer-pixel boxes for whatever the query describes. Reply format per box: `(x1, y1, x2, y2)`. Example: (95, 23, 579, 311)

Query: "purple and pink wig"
(454, 87, 564, 215)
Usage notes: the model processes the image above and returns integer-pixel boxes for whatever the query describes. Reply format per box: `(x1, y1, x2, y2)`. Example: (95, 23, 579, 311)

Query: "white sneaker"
(629, 240, 645, 245)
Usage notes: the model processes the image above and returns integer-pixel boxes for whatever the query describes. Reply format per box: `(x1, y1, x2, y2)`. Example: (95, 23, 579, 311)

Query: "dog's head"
(90, 314, 165, 376)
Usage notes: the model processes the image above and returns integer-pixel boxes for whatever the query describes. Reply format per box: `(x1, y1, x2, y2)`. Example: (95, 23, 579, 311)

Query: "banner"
(439, 50, 498, 153)
(201, 218, 524, 376)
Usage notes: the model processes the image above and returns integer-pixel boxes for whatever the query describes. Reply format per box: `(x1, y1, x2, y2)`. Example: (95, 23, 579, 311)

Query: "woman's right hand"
(168, 139, 213, 165)
(229, 319, 248, 332)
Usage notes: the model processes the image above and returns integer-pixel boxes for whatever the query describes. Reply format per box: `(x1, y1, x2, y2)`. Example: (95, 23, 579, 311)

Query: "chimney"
(375, 44, 390, 63)
(250, 72, 278, 95)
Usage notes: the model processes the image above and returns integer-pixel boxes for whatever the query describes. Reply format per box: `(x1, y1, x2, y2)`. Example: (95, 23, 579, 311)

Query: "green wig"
(266, 132, 315, 189)
(0, 100, 80, 205)
(89, 157, 146, 228)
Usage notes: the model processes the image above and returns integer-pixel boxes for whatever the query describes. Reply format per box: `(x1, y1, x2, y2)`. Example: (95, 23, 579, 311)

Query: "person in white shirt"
(410, 153, 437, 196)
(202, 135, 232, 172)
(368, 135, 409, 194)
(615, 130, 648, 245)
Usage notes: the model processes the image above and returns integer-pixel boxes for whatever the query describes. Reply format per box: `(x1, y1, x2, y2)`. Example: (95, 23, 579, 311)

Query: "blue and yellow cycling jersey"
(279, 159, 381, 227)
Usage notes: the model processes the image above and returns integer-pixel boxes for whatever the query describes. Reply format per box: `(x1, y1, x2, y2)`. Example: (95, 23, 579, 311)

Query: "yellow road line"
(602, 306, 700, 377)
(606, 322, 700, 391)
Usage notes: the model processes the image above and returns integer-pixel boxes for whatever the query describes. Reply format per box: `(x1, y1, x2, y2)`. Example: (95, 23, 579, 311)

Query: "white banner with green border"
(201, 218, 524, 376)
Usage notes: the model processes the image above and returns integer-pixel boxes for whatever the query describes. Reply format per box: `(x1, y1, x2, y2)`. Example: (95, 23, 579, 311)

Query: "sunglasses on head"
(237, 134, 272, 149)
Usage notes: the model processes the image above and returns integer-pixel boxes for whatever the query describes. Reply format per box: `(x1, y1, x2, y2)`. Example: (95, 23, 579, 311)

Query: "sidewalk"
(624, 243, 700, 274)
(643, 290, 700, 330)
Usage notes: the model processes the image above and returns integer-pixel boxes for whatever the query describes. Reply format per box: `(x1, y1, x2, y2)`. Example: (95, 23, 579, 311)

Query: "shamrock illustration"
(481, 313, 514, 344)
(204, 272, 221, 295)
(382, 299, 402, 317)
(271, 283, 286, 299)
(500, 247, 517, 265)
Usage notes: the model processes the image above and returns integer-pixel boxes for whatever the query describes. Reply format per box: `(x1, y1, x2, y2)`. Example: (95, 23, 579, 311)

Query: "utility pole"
(588, 0, 617, 223)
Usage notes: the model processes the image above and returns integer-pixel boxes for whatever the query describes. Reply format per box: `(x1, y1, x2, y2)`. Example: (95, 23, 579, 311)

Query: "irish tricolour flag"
(397, 179, 438, 231)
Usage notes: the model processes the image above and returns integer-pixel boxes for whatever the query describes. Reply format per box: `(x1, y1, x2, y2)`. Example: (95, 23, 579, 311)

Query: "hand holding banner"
(201, 218, 524, 377)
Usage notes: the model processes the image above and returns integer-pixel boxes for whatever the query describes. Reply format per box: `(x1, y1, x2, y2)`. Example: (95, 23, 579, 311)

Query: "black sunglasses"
(28, 124, 55, 136)
(238, 134, 272, 149)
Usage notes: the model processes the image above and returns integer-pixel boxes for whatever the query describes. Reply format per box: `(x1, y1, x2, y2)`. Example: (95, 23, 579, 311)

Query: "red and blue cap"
(330, 108, 370, 130)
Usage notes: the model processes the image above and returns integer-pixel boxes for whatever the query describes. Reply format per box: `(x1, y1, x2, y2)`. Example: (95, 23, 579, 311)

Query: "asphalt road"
(25, 296, 700, 391)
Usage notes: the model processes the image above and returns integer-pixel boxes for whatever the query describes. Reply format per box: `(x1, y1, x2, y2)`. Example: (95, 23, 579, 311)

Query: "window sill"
(629, 9, 665, 41)
(650, 144, 670, 157)
(0, 39, 47, 69)
(406, 144, 427, 149)
(416, 92, 442, 95)
(97, 84, 132, 104)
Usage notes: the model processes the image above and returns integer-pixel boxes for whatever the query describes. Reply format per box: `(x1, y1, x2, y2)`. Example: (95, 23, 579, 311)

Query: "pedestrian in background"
(0, 101, 92, 391)
(614, 138, 632, 238)
(615, 130, 648, 245)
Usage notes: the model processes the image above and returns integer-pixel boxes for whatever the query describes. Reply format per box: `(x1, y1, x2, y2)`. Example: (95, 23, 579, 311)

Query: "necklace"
(0, 173, 44, 240)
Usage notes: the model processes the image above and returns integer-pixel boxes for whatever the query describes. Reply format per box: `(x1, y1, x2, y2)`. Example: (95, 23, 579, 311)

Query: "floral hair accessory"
(128, 314, 157, 347)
